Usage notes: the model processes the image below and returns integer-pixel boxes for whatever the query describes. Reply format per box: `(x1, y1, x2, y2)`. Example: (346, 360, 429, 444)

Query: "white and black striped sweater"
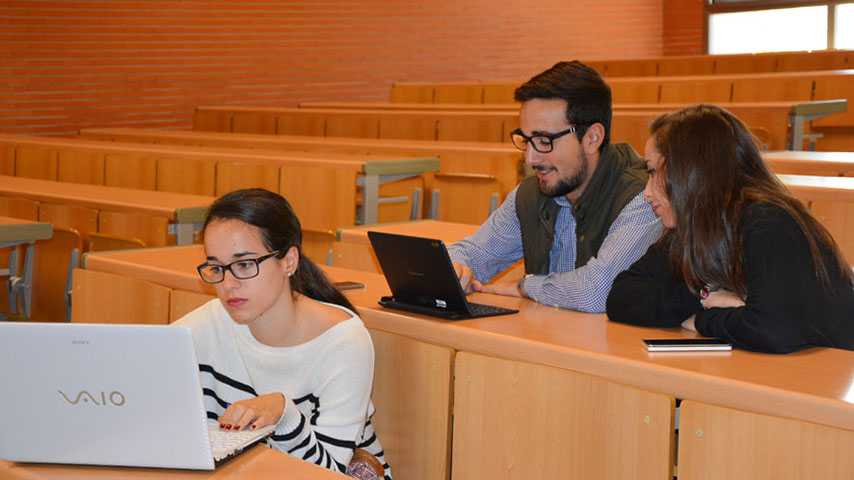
(174, 299, 392, 478)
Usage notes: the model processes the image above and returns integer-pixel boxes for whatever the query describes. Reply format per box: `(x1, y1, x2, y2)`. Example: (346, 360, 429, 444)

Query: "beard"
(538, 148, 590, 198)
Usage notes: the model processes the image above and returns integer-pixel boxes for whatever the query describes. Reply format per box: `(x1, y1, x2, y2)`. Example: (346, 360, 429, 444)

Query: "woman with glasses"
(174, 188, 391, 479)
(606, 105, 854, 353)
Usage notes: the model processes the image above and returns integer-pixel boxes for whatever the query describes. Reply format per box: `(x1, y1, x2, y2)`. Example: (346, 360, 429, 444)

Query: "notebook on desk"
(0, 322, 275, 470)
(368, 231, 519, 320)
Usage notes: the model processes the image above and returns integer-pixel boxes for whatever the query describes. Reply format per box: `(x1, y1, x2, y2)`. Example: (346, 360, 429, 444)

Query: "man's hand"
(453, 262, 483, 294)
(480, 278, 524, 298)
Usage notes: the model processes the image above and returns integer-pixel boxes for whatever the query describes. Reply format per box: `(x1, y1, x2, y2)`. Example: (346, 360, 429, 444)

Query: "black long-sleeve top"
(606, 202, 854, 353)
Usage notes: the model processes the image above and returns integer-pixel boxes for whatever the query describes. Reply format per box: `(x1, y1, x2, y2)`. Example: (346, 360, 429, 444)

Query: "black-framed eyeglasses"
(196, 250, 281, 284)
(510, 126, 578, 153)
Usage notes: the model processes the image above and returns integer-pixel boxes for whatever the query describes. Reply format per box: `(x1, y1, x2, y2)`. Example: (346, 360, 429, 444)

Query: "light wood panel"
(29, 227, 81, 323)
(214, 162, 280, 196)
(431, 173, 500, 225)
(104, 153, 157, 190)
(57, 150, 104, 185)
(301, 228, 335, 266)
(810, 200, 854, 262)
(169, 289, 215, 323)
(378, 117, 436, 141)
(368, 329, 454, 480)
(38, 203, 98, 250)
(15, 146, 57, 180)
(678, 400, 854, 480)
(330, 241, 379, 273)
(390, 83, 433, 103)
(98, 210, 170, 247)
(87, 232, 147, 252)
(0, 197, 39, 220)
(433, 83, 482, 104)
(325, 116, 379, 139)
(156, 157, 216, 196)
(280, 167, 357, 232)
(0, 145, 14, 175)
(451, 352, 674, 480)
(71, 268, 170, 324)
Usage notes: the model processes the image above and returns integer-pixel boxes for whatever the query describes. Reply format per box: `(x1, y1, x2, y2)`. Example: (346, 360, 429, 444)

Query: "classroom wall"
(663, 0, 705, 56)
(2, 0, 688, 136)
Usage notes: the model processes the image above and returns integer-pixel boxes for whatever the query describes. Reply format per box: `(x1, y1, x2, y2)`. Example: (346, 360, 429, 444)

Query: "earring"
(287, 271, 293, 277)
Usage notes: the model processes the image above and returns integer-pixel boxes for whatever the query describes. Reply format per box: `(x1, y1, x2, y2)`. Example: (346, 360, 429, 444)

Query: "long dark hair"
(203, 188, 356, 312)
(650, 104, 852, 294)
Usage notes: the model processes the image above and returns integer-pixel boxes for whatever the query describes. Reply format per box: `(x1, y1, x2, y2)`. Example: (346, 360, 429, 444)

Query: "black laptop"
(367, 231, 519, 320)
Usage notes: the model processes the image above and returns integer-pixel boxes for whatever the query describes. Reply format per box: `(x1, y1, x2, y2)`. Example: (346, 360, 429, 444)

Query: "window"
(707, 2, 854, 54)
(836, 3, 854, 49)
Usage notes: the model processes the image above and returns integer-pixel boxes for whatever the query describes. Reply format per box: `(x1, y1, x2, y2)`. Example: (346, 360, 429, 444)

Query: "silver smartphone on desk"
(643, 338, 732, 352)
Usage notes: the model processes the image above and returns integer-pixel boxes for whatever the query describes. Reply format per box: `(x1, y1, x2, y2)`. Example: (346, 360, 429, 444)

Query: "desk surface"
(0, 175, 212, 224)
(81, 245, 854, 433)
(0, 445, 347, 479)
(0, 216, 53, 243)
(336, 220, 478, 245)
(777, 173, 854, 202)
(765, 150, 854, 176)
(79, 127, 520, 155)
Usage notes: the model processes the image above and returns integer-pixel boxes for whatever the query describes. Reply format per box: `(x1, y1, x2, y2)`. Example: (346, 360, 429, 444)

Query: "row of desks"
(59, 234, 854, 479)
(0, 133, 439, 229)
(194, 99, 847, 151)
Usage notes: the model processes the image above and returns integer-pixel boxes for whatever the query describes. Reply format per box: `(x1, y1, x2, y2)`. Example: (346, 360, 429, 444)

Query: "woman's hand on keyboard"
(219, 393, 286, 432)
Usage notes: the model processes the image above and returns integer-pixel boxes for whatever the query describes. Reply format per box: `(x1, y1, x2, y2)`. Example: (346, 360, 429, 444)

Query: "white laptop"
(0, 322, 276, 470)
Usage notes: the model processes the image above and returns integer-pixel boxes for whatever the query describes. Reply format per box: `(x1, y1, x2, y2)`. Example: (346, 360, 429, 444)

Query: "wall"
(2, 0, 669, 136)
(663, 0, 705, 55)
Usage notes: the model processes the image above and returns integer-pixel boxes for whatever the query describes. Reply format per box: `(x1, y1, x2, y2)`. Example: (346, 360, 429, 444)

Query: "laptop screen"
(368, 231, 472, 312)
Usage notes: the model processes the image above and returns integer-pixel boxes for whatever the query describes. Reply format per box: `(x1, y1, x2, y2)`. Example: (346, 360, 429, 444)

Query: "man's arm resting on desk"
(517, 194, 662, 313)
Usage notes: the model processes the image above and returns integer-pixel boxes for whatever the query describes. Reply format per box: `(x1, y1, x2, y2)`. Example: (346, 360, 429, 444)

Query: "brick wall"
(2, 0, 674, 135)
(663, 0, 705, 56)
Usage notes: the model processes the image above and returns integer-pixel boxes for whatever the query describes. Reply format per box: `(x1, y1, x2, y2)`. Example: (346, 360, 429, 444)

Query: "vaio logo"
(58, 390, 126, 406)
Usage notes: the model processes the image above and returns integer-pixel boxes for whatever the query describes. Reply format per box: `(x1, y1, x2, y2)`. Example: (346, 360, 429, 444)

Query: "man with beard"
(448, 61, 661, 312)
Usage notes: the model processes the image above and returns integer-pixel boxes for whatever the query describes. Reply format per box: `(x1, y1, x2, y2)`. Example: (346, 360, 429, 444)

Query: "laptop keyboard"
(208, 422, 274, 461)
(467, 301, 517, 317)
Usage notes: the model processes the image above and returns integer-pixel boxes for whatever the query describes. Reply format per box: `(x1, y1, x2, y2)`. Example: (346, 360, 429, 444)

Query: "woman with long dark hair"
(606, 105, 854, 353)
(174, 188, 391, 478)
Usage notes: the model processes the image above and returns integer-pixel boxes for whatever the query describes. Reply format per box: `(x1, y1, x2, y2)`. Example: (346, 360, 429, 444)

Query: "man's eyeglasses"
(510, 126, 578, 153)
(197, 250, 281, 284)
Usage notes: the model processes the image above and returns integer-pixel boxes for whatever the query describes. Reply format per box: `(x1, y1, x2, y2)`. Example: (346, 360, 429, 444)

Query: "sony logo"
(58, 390, 126, 406)
(407, 271, 425, 277)
(71, 340, 89, 345)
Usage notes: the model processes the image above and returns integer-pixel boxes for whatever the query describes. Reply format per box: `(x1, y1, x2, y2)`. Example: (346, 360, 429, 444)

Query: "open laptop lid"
(0, 322, 217, 470)
(367, 231, 480, 317)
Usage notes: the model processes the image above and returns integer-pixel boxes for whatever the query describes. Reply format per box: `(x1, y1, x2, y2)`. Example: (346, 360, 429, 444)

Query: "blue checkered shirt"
(447, 186, 662, 313)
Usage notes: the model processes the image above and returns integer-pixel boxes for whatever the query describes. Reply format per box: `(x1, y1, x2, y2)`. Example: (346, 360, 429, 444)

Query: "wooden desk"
(336, 219, 477, 245)
(0, 175, 210, 245)
(194, 99, 846, 152)
(0, 446, 348, 479)
(78, 127, 524, 201)
(332, 220, 480, 273)
(764, 150, 854, 176)
(0, 216, 53, 319)
(0, 133, 439, 229)
(77, 246, 854, 479)
(79, 245, 854, 431)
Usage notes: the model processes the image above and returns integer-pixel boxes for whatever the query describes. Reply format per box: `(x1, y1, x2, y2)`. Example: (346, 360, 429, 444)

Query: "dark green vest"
(515, 142, 647, 275)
